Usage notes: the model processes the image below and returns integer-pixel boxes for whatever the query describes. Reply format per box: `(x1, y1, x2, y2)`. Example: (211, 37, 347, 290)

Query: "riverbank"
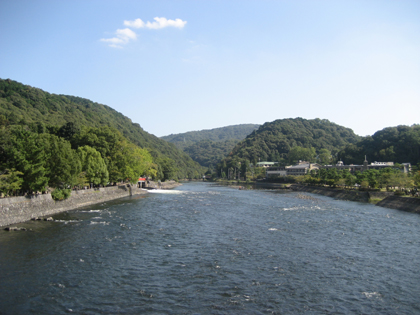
(213, 181, 420, 214)
(376, 195, 420, 213)
(0, 180, 181, 227)
(290, 184, 420, 214)
(157, 180, 182, 189)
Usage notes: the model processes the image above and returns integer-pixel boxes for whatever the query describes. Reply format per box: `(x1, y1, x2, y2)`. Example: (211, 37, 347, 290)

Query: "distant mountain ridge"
(162, 124, 260, 147)
(161, 124, 260, 167)
(0, 78, 204, 179)
(224, 118, 361, 164)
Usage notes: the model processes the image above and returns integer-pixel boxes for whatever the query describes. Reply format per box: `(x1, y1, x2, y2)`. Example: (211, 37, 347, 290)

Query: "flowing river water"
(0, 182, 419, 314)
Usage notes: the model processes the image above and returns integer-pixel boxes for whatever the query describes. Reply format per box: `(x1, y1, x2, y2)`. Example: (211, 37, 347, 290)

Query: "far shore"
(209, 180, 420, 214)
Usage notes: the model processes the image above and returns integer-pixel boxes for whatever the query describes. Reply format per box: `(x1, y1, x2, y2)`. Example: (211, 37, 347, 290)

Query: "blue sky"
(1, 0, 419, 137)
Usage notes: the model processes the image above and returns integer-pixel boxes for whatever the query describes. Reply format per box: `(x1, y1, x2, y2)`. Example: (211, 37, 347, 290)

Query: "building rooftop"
(287, 163, 311, 169)
(256, 162, 278, 166)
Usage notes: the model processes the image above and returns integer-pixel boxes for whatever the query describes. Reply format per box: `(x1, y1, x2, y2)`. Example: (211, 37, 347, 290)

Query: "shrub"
(51, 188, 71, 201)
(369, 198, 383, 204)
(360, 181, 369, 189)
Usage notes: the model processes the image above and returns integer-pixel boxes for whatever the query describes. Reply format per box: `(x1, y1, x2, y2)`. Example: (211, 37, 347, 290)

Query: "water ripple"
(0, 182, 419, 314)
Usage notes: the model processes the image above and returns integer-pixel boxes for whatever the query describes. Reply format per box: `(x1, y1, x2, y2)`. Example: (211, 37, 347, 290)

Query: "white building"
(256, 161, 278, 168)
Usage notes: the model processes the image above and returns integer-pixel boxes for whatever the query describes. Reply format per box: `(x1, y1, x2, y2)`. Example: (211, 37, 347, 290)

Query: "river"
(0, 182, 419, 314)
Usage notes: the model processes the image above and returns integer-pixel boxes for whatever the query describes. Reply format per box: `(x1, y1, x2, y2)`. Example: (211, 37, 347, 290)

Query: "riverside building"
(266, 158, 411, 178)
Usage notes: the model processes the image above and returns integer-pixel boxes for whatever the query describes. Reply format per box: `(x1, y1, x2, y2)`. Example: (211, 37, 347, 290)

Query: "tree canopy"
(338, 125, 420, 165)
(0, 78, 205, 181)
(0, 123, 170, 196)
(161, 124, 260, 149)
(161, 124, 260, 168)
(221, 118, 359, 164)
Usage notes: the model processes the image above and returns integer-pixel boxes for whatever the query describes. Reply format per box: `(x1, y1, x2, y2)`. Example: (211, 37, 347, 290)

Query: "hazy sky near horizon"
(1, 0, 419, 137)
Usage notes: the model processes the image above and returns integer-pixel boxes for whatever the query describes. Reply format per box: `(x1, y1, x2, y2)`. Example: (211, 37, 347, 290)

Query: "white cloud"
(146, 17, 187, 29)
(101, 28, 137, 48)
(124, 17, 187, 29)
(101, 17, 186, 48)
(101, 37, 125, 44)
(116, 28, 137, 40)
(124, 18, 145, 29)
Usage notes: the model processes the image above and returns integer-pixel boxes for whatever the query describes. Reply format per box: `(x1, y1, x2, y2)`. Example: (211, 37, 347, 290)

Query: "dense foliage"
(181, 139, 239, 168)
(223, 118, 359, 163)
(0, 78, 205, 180)
(161, 124, 260, 150)
(161, 124, 260, 168)
(338, 125, 420, 165)
(0, 124, 157, 196)
(300, 167, 420, 192)
(51, 188, 71, 201)
(212, 118, 360, 180)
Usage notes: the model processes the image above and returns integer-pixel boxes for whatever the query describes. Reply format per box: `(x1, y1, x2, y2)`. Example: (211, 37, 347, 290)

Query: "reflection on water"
(0, 182, 419, 314)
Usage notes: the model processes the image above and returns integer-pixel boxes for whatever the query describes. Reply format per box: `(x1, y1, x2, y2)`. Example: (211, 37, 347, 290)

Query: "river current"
(1, 182, 419, 314)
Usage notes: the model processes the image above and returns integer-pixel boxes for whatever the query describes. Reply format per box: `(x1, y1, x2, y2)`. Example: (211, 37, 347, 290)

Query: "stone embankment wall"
(291, 184, 420, 214)
(0, 181, 182, 227)
(255, 182, 291, 189)
(0, 185, 146, 227)
(376, 196, 420, 213)
(156, 180, 182, 189)
(290, 185, 371, 202)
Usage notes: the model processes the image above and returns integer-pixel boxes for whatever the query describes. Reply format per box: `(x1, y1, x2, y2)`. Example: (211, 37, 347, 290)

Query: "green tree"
(0, 115, 9, 127)
(78, 146, 109, 186)
(40, 134, 81, 188)
(241, 159, 251, 180)
(413, 171, 420, 188)
(116, 142, 157, 183)
(364, 169, 380, 188)
(73, 126, 126, 182)
(58, 122, 80, 141)
(387, 173, 413, 190)
(156, 156, 178, 181)
(339, 124, 420, 166)
(336, 178, 346, 187)
(326, 168, 340, 182)
(73, 126, 157, 183)
(318, 168, 328, 183)
(5, 126, 49, 193)
(288, 146, 316, 164)
(345, 174, 357, 187)
(0, 169, 23, 196)
(378, 167, 397, 188)
(354, 171, 367, 185)
(219, 118, 360, 168)
(318, 149, 332, 165)
(360, 180, 369, 189)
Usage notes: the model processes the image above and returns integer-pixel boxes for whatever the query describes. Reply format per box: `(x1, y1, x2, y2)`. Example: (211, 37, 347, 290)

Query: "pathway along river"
(1, 182, 419, 314)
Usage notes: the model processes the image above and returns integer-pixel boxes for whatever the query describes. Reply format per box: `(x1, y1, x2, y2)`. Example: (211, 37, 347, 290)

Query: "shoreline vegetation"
(0, 78, 205, 198)
(1, 79, 419, 224)
(2, 177, 419, 228)
(0, 122, 189, 199)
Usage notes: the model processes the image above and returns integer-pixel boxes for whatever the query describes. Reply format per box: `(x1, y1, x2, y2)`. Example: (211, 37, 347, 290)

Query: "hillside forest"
(0, 123, 158, 198)
(0, 79, 205, 197)
(1, 78, 419, 196)
(213, 118, 420, 183)
(215, 118, 358, 177)
(161, 124, 259, 168)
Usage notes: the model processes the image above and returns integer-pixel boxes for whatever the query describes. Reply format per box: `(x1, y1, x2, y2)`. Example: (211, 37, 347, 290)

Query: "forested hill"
(160, 124, 259, 168)
(338, 125, 420, 165)
(0, 78, 204, 179)
(225, 118, 360, 164)
(161, 124, 260, 150)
